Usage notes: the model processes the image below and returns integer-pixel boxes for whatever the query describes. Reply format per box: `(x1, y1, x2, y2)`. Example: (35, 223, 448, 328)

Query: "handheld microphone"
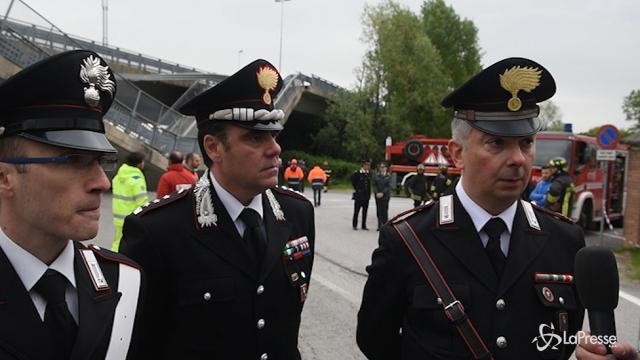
(574, 246, 619, 341)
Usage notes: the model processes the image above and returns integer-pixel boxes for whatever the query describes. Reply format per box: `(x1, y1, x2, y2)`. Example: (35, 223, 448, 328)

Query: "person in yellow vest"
(111, 151, 148, 251)
(307, 163, 328, 206)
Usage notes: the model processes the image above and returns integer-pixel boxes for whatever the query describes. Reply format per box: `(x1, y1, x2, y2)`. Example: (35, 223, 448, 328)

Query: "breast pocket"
(178, 276, 235, 306)
(409, 283, 472, 332)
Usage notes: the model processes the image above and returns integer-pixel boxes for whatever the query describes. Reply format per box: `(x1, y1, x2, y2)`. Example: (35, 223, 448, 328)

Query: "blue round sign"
(596, 124, 619, 149)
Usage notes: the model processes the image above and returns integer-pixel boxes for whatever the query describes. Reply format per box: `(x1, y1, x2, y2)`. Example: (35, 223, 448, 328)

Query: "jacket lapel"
(432, 194, 499, 293)
(71, 244, 120, 360)
(259, 193, 291, 282)
(498, 202, 547, 296)
(0, 248, 48, 359)
(192, 187, 258, 280)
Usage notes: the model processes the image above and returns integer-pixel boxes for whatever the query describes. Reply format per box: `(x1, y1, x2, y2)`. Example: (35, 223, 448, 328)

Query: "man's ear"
(0, 164, 16, 197)
(448, 139, 464, 169)
(203, 134, 223, 164)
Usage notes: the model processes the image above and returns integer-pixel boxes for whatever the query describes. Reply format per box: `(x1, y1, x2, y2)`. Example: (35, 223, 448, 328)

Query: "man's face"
(188, 154, 202, 169)
(0, 140, 111, 244)
(363, 162, 371, 171)
(541, 168, 551, 180)
(206, 126, 281, 203)
(449, 129, 535, 213)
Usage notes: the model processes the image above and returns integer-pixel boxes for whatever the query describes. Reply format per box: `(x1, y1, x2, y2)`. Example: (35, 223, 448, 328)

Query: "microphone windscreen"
(575, 246, 619, 310)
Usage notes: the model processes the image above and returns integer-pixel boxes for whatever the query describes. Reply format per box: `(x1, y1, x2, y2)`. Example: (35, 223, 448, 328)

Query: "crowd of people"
(0, 49, 626, 360)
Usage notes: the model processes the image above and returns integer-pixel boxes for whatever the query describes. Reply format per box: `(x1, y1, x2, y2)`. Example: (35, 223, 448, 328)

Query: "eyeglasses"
(0, 153, 118, 171)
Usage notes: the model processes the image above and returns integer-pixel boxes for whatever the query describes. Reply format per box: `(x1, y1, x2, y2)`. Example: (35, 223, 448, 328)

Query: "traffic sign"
(596, 124, 619, 149)
(596, 149, 616, 161)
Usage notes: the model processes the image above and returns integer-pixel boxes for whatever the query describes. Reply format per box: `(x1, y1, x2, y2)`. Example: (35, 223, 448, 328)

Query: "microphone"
(574, 246, 619, 342)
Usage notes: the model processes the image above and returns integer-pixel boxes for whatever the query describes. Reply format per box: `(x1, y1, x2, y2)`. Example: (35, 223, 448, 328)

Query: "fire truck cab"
(385, 135, 461, 195)
(533, 131, 628, 229)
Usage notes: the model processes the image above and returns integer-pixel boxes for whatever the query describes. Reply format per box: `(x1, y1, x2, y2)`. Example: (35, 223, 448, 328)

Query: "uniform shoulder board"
(530, 202, 575, 224)
(83, 243, 141, 270)
(133, 187, 191, 217)
(271, 186, 311, 203)
(390, 201, 435, 224)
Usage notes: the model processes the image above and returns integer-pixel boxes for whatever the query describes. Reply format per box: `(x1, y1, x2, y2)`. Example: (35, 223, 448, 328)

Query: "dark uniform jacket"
(351, 170, 371, 201)
(0, 242, 144, 360)
(120, 174, 315, 360)
(357, 193, 585, 360)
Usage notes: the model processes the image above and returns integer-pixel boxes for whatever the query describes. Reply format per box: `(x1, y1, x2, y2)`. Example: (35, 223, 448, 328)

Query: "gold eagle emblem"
(256, 66, 279, 105)
(79, 55, 115, 107)
(499, 66, 541, 111)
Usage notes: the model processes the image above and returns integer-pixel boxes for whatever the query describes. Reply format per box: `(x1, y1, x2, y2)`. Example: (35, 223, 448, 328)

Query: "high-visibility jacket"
(112, 163, 148, 227)
(284, 166, 304, 189)
(307, 166, 327, 186)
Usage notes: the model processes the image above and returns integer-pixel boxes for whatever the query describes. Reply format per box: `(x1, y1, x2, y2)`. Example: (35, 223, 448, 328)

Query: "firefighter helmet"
(548, 157, 567, 171)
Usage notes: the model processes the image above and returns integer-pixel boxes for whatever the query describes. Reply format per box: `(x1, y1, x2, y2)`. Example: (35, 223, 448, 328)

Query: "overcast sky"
(5, 0, 639, 133)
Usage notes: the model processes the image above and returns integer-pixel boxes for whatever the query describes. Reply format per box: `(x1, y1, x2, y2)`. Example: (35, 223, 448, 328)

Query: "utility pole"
(101, 0, 108, 46)
(275, 0, 291, 72)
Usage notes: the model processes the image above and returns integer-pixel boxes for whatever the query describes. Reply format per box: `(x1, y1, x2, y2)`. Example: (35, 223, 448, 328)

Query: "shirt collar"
(455, 177, 517, 234)
(209, 170, 263, 222)
(0, 228, 77, 291)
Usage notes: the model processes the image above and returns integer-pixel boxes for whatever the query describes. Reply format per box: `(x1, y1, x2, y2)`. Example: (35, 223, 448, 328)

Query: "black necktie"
(34, 269, 77, 359)
(240, 208, 267, 268)
(483, 218, 507, 278)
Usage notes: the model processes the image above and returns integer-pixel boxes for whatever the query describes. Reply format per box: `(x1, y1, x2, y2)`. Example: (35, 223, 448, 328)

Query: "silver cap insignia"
(79, 55, 115, 107)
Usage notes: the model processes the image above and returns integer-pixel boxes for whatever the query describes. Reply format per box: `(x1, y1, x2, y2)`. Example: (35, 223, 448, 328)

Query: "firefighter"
(430, 163, 453, 200)
(545, 156, 575, 217)
(407, 163, 430, 207)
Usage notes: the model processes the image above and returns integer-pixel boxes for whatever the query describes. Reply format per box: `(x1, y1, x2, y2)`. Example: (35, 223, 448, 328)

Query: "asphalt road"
(90, 189, 640, 359)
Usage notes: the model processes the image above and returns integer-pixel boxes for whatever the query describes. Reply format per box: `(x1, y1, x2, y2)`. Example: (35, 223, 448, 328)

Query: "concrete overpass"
(0, 12, 339, 188)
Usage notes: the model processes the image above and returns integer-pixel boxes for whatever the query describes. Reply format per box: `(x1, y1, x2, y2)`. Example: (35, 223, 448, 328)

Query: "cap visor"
(20, 130, 117, 153)
(467, 118, 540, 137)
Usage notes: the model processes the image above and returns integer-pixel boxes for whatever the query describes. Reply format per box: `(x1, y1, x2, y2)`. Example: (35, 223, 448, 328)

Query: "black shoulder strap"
(392, 220, 494, 360)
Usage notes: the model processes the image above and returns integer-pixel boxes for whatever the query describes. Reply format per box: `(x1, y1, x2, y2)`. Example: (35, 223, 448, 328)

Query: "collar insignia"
(439, 194, 454, 225)
(194, 174, 218, 228)
(266, 189, 285, 221)
(256, 65, 279, 105)
(521, 200, 541, 231)
(79, 55, 115, 107)
(499, 65, 541, 111)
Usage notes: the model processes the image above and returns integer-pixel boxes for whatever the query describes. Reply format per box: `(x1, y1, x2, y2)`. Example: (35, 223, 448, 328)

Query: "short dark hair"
(168, 151, 183, 164)
(185, 152, 198, 162)
(197, 121, 229, 167)
(125, 152, 145, 166)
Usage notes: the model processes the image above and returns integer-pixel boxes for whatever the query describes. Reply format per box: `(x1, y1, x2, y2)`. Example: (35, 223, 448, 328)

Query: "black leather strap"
(393, 220, 494, 360)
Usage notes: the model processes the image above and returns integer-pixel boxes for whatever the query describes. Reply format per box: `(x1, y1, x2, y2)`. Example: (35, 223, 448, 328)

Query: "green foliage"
(420, 0, 482, 87)
(539, 101, 564, 131)
(622, 89, 640, 130)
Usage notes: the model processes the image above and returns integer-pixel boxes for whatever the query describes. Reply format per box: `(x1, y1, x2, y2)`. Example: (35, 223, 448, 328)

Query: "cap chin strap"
(454, 108, 539, 121)
(209, 108, 284, 122)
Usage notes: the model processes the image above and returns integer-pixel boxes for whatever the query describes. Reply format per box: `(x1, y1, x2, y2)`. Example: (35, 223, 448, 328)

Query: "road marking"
(620, 290, 640, 307)
(312, 273, 360, 305)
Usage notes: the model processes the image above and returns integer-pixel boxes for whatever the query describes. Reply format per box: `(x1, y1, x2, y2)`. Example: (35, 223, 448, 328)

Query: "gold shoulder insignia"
(499, 65, 541, 111)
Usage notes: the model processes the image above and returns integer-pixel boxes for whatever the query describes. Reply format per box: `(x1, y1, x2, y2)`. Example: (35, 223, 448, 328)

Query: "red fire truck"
(385, 131, 629, 229)
(385, 135, 462, 196)
(533, 130, 628, 229)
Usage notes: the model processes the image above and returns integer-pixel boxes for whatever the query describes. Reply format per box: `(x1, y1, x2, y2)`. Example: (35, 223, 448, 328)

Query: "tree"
(420, 0, 482, 87)
(622, 89, 640, 130)
(539, 100, 564, 131)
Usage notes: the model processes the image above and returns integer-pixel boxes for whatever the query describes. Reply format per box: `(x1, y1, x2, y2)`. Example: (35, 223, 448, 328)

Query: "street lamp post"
(275, 0, 291, 72)
(101, 0, 108, 46)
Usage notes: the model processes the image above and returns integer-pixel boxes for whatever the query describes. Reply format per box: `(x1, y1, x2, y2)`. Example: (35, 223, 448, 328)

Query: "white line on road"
(313, 273, 360, 305)
(620, 290, 640, 307)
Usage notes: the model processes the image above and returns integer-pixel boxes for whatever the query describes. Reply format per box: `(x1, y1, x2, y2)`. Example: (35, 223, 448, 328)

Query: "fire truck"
(385, 135, 462, 196)
(385, 130, 629, 229)
(532, 130, 628, 229)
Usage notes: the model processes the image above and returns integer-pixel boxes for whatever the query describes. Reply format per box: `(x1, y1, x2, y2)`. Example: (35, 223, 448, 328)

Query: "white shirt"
(455, 178, 517, 256)
(0, 228, 78, 322)
(209, 170, 264, 237)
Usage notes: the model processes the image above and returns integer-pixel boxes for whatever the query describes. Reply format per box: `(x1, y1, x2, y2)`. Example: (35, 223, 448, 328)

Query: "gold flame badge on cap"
(499, 65, 541, 111)
(256, 65, 279, 105)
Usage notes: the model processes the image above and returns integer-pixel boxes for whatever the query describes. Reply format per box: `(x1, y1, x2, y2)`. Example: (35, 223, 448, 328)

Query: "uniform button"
(203, 292, 212, 301)
(257, 285, 265, 295)
(495, 299, 506, 311)
(496, 336, 507, 349)
(260, 353, 268, 360)
(257, 319, 266, 329)
(559, 296, 565, 305)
